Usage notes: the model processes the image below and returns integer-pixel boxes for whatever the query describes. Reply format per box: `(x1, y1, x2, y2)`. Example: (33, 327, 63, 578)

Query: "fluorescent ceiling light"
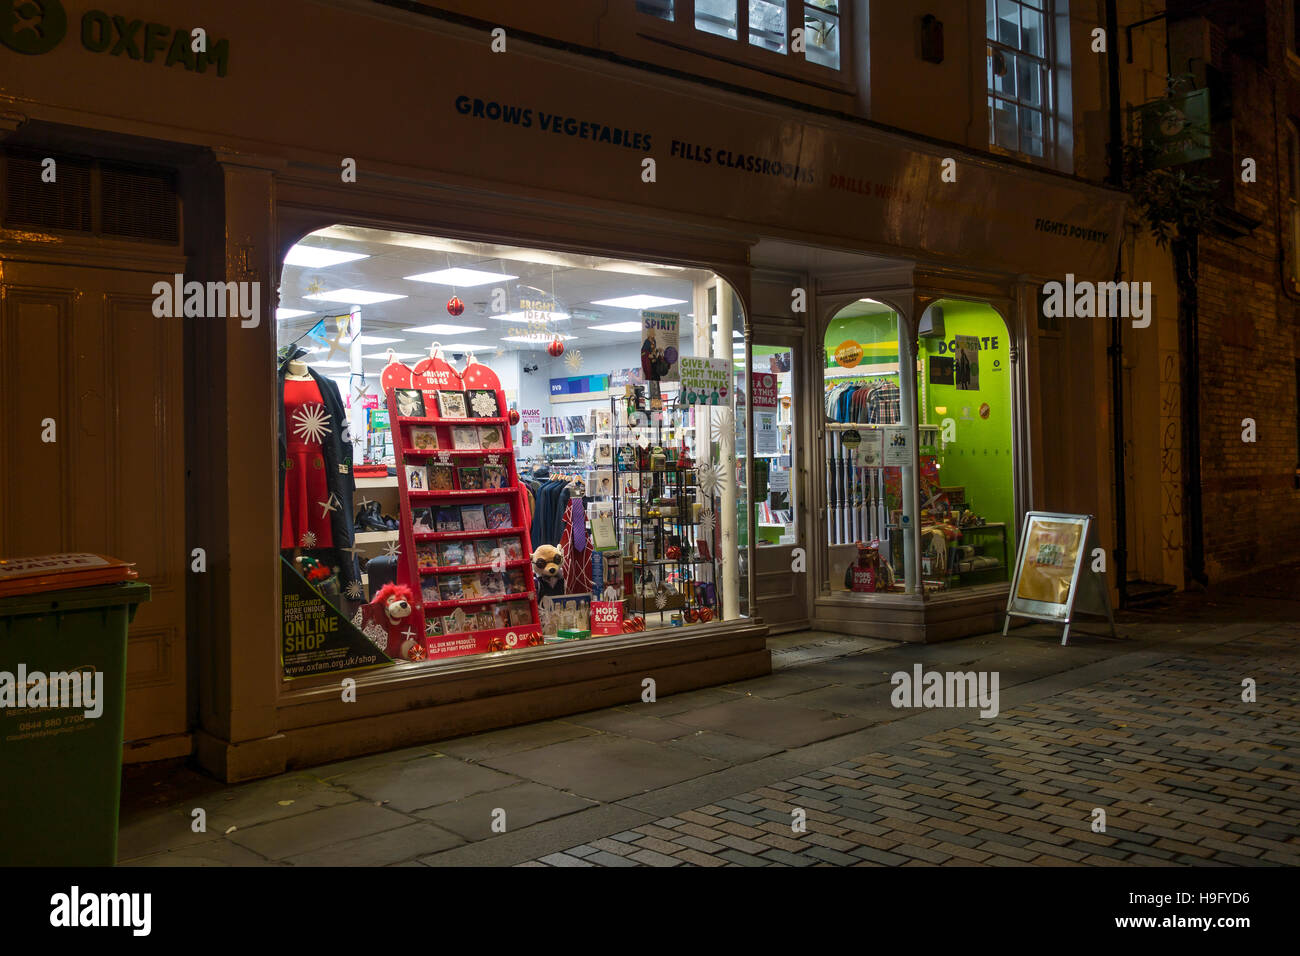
(403, 323, 487, 335)
(404, 267, 518, 286)
(490, 310, 570, 323)
(312, 360, 352, 367)
(284, 245, 369, 268)
(276, 307, 314, 321)
(590, 295, 687, 309)
(586, 322, 643, 333)
(354, 335, 403, 345)
(502, 332, 577, 344)
(436, 343, 494, 351)
(362, 351, 422, 360)
(305, 288, 407, 304)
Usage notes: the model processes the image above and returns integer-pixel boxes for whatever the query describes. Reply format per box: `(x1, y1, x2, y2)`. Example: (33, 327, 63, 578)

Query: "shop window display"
(275, 225, 749, 680)
(820, 298, 1014, 597)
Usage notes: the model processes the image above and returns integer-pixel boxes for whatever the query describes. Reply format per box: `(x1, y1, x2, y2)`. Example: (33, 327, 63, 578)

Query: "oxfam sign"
(1, 1, 228, 77)
(0, 1, 67, 54)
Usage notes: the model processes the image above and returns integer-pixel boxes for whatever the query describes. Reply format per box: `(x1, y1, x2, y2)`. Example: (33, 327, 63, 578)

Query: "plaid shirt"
(867, 381, 900, 424)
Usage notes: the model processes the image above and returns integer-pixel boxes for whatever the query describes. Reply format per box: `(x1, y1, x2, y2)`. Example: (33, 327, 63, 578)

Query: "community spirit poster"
(641, 311, 680, 382)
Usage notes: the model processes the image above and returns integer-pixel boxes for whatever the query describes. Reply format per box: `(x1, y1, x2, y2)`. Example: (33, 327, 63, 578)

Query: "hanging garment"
(559, 498, 593, 595)
(281, 378, 336, 550)
(277, 365, 360, 595)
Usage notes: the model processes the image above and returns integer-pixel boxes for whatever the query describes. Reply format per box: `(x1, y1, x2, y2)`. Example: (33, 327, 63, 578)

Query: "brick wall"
(1194, 1, 1300, 581)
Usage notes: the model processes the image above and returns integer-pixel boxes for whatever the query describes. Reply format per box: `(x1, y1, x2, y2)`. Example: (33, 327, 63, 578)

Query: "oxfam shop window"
(273, 225, 749, 679)
(821, 298, 1013, 596)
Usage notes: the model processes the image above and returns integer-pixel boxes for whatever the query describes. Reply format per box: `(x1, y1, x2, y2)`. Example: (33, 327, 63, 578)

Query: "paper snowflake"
(565, 350, 583, 372)
(695, 463, 724, 497)
(318, 493, 340, 519)
(292, 404, 332, 444)
(351, 380, 371, 402)
(698, 508, 716, 535)
(710, 407, 735, 442)
(344, 581, 364, 601)
(654, 589, 668, 610)
(471, 391, 498, 417)
(341, 543, 365, 561)
(299, 531, 317, 548)
(383, 541, 401, 559)
(306, 278, 324, 295)
(357, 496, 373, 510)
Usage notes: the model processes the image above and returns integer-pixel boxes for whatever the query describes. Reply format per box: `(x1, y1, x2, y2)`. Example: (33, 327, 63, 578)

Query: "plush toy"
(370, 583, 420, 659)
(532, 543, 566, 600)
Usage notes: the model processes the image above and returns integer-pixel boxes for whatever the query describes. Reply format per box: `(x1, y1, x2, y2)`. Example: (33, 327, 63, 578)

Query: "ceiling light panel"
(304, 289, 407, 304)
(283, 245, 370, 268)
(590, 295, 688, 309)
(404, 268, 519, 286)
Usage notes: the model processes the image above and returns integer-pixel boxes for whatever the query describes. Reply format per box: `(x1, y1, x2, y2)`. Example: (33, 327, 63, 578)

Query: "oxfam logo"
(0, 0, 67, 54)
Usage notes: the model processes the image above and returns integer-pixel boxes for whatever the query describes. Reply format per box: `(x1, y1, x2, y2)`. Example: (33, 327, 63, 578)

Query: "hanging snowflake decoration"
(695, 462, 724, 497)
(340, 543, 365, 561)
(383, 541, 401, 559)
(471, 391, 499, 418)
(305, 278, 324, 296)
(710, 407, 735, 442)
(318, 493, 340, 519)
(344, 580, 364, 601)
(698, 508, 716, 535)
(564, 349, 583, 372)
(292, 404, 332, 444)
(351, 379, 372, 402)
(654, 589, 668, 610)
(299, 531, 317, 548)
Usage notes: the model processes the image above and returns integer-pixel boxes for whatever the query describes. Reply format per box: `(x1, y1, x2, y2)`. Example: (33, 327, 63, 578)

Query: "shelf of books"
(380, 351, 543, 660)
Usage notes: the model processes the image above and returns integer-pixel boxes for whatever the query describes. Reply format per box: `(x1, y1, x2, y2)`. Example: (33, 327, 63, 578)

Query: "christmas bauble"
(508, 409, 521, 426)
(547, 338, 565, 357)
(446, 296, 465, 316)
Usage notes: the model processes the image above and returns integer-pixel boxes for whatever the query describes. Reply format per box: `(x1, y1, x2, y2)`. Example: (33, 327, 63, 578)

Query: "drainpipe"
(1104, 0, 1128, 607)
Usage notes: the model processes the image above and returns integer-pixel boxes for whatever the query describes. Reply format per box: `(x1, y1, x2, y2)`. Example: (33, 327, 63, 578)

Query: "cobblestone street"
(118, 573, 1300, 867)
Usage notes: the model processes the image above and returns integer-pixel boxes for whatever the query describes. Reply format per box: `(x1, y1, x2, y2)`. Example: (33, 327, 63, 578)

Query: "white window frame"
(986, 0, 1061, 166)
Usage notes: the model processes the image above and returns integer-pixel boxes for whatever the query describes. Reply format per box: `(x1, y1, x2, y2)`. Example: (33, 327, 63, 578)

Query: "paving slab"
(479, 733, 725, 802)
(415, 782, 597, 839)
(432, 721, 598, 761)
(664, 696, 871, 749)
(284, 822, 464, 866)
(226, 801, 415, 861)
(566, 707, 694, 742)
(331, 754, 521, 812)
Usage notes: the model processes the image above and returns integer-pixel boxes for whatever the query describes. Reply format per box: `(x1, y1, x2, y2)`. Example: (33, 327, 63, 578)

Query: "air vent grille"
(4, 152, 92, 232)
(101, 163, 179, 243)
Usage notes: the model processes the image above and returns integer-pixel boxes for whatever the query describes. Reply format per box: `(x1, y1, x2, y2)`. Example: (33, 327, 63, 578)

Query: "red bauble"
(547, 337, 565, 358)
(446, 296, 465, 316)
(508, 409, 521, 426)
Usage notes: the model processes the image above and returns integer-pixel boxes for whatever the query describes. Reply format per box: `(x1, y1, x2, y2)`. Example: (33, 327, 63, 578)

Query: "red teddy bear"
(366, 583, 422, 660)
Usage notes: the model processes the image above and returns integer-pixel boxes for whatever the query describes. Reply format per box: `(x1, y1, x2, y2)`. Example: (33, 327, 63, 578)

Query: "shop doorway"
(749, 335, 808, 630)
(0, 258, 189, 755)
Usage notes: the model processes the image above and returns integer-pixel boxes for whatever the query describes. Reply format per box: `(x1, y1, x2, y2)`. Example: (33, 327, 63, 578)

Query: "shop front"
(0, 0, 1125, 779)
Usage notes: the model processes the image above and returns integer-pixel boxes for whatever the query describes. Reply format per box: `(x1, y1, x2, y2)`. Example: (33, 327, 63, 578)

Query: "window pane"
(1020, 6, 1045, 57)
(995, 0, 1020, 47)
(1020, 107, 1044, 157)
(992, 98, 1019, 151)
(636, 0, 675, 19)
(697, 0, 738, 39)
(986, 0, 997, 39)
(1015, 54, 1042, 107)
(804, 10, 840, 69)
(991, 48, 1015, 96)
(750, 0, 788, 53)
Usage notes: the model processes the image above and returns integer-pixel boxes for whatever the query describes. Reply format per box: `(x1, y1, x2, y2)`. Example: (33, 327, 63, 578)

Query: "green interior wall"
(917, 300, 1014, 535)
(822, 301, 1015, 535)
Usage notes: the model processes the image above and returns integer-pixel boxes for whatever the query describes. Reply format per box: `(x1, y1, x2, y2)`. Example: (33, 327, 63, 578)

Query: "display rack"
(610, 393, 721, 627)
(384, 355, 542, 660)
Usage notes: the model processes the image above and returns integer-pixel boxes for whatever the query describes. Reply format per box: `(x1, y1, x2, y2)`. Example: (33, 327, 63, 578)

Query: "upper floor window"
(636, 1, 843, 73)
(987, 0, 1054, 161)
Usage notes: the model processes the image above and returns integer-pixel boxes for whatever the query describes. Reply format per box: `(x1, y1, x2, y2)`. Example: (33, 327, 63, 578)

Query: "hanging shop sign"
(1004, 512, 1116, 646)
(641, 311, 680, 382)
(679, 357, 731, 405)
(833, 340, 864, 369)
(280, 558, 393, 679)
(0, 1, 230, 76)
(751, 372, 778, 409)
(1137, 88, 1211, 169)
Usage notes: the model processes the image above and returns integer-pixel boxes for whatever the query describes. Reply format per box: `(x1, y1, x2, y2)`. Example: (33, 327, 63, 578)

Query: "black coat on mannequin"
(277, 363, 361, 594)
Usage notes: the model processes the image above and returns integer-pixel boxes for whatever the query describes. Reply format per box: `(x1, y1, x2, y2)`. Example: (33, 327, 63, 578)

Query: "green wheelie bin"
(0, 582, 151, 865)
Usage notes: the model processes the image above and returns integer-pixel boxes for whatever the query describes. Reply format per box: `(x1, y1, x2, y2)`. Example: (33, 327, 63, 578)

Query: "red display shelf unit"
(381, 355, 541, 661)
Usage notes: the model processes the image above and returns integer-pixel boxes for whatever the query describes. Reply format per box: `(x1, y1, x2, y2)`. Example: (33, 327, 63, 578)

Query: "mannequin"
(281, 361, 335, 550)
(286, 358, 312, 381)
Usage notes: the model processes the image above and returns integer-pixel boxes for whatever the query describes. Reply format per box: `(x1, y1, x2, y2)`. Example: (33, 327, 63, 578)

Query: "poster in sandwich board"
(1003, 512, 1116, 645)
